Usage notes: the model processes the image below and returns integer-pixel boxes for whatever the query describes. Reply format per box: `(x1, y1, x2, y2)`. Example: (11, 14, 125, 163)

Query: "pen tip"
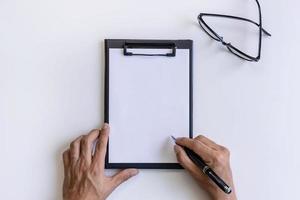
(171, 135, 176, 141)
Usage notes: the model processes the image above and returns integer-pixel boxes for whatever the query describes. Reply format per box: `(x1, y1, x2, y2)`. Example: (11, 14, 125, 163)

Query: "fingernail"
(102, 123, 109, 130)
(130, 169, 139, 176)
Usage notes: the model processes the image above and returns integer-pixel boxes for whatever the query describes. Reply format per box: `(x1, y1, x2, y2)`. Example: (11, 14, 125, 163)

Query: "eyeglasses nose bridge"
(219, 37, 229, 46)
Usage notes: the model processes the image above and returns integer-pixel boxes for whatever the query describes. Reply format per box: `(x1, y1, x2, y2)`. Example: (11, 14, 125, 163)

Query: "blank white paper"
(109, 48, 190, 163)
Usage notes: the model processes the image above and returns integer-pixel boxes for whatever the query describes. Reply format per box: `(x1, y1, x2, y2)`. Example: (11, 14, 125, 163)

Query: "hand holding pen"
(173, 135, 237, 200)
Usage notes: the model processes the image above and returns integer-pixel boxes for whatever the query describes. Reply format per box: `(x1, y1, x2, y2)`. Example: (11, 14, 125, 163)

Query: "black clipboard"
(104, 39, 193, 169)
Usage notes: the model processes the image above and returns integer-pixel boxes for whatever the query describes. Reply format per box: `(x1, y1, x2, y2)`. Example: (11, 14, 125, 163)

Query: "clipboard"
(104, 39, 193, 169)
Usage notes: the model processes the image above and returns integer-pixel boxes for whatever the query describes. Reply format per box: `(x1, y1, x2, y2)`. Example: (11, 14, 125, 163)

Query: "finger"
(111, 169, 139, 189)
(195, 135, 221, 151)
(69, 136, 83, 164)
(93, 123, 110, 171)
(80, 129, 100, 165)
(62, 150, 70, 175)
(62, 150, 71, 186)
(176, 137, 213, 162)
(174, 145, 207, 183)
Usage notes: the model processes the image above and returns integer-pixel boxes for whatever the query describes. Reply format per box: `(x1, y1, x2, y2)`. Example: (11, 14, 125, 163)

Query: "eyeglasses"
(198, 0, 271, 62)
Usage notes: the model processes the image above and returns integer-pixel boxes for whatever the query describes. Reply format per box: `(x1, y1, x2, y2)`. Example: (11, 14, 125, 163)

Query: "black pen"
(171, 136, 232, 194)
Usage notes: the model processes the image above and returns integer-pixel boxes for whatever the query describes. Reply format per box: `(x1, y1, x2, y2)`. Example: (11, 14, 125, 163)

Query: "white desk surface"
(0, 0, 299, 199)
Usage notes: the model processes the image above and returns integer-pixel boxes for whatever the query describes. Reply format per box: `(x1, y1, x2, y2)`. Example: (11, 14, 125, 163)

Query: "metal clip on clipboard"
(123, 42, 177, 57)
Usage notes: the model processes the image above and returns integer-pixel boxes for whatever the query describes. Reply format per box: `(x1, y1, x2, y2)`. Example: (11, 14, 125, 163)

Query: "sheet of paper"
(109, 48, 190, 163)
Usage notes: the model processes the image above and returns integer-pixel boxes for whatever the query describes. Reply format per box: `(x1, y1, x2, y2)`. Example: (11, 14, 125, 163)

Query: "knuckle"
(196, 135, 205, 141)
(101, 130, 109, 138)
(63, 150, 69, 158)
(190, 140, 198, 149)
(81, 136, 89, 146)
(70, 136, 82, 149)
(70, 149, 77, 158)
(98, 137, 105, 145)
(96, 142, 105, 152)
(213, 152, 227, 164)
(70, 141, 77, 149)
(98, 135, 108, 145)
(122, 172, 131, 180)
(191, 140, 201, 151)
(221, 146, 230, 155)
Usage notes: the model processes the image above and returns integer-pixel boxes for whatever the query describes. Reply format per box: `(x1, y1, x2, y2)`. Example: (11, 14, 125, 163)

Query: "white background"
(0, 0, 299, 200)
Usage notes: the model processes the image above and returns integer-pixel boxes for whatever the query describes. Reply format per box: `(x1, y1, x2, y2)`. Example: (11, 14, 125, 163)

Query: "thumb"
(111, 168, 139, 189)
